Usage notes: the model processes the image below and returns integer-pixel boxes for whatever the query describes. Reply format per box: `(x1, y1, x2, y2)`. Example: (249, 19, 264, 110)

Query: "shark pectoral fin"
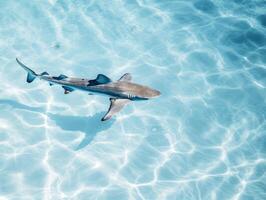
(62, 86, 74, 94)
(118, 73, 132, 82)
(95, 74, 112, 84)
(101, 98, 131, 121)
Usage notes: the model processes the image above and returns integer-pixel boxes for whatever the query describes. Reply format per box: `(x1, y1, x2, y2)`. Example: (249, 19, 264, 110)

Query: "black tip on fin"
(58, 74, 68, 79)
(96, 74, 112, 84)
(53, 74, 68, 80)
(101, 116, 109, 121)
(41, 72, 49, 76)
(26, 73, 36, 83)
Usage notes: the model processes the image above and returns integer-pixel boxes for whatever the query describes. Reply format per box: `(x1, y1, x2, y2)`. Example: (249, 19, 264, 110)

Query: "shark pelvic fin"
(118, 73, 132, 82)
(101, 98, 131, 121)
(62, 86, 74, 94)
(95, 74, 112, 84)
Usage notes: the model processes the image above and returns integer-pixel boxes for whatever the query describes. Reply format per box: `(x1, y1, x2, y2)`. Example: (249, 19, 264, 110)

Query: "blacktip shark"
(16, 58, 160, 121)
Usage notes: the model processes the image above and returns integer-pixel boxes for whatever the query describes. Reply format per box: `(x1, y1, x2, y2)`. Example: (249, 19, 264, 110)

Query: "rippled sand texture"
(0, 0, 266, 200)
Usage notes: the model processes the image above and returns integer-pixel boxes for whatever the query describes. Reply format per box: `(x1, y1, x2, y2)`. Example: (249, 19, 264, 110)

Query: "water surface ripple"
(0, 0, 265, 200)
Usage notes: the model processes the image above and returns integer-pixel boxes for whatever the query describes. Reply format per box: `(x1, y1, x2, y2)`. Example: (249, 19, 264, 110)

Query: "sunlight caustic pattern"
(0, 0, 265, 200)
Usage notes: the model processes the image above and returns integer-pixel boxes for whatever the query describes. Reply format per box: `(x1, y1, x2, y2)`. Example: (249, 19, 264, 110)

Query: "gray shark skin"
(16, 58, 160, 121)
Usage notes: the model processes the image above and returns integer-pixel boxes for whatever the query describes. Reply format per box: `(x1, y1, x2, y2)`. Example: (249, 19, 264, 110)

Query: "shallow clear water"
(0, 0, 266, 199)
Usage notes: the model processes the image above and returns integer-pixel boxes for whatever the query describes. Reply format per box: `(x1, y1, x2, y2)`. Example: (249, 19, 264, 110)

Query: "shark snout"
(153, 89, 161, 97)
(147, 89, 161, 98)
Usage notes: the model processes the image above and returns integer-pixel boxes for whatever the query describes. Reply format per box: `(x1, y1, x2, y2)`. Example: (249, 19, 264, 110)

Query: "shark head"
(120, 82, 161, 100)
(145, 88, 161, 98)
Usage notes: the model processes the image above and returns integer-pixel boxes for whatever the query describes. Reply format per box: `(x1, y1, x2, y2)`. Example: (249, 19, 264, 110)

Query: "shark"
(16, 58, 160, 121)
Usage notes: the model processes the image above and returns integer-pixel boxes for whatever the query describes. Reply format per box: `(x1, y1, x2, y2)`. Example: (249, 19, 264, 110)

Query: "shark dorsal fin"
(118, 73, 132, 82)
(95, 74, 112, 84)
(102, 98, 131, 121)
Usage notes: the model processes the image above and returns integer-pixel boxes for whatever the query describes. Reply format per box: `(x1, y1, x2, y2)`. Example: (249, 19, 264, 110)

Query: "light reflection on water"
(0, 0, 265, 199)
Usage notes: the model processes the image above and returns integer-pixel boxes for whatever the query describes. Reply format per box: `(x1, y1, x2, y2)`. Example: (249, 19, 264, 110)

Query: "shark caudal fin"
(16, 58, 38, 83)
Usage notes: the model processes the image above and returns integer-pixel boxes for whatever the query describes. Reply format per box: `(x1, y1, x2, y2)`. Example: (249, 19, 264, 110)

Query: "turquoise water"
(0, 0, 266, 199)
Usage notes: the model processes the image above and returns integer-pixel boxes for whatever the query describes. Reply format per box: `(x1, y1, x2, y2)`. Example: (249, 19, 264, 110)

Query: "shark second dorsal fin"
(58, 74, 68, 80)
(53, 74, 68, 80)
(95, 74, 112, 84)
(101, 98, 131, 121)
(40, 72, 49, 76)
(118, 73, 132, 82)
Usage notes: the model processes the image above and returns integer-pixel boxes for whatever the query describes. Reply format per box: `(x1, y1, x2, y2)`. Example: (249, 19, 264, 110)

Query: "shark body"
(16, 58, 160, 121)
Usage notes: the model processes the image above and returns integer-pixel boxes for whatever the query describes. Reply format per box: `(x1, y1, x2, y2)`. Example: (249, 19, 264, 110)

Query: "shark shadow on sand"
(0, 99, 114, 150)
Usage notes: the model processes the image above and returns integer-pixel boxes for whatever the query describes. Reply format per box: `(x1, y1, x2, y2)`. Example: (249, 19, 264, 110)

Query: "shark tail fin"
(16, 58, 38, 83)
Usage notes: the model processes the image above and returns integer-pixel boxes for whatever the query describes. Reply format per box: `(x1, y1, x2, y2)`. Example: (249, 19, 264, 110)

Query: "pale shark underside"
(16, 58, 160, 121)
